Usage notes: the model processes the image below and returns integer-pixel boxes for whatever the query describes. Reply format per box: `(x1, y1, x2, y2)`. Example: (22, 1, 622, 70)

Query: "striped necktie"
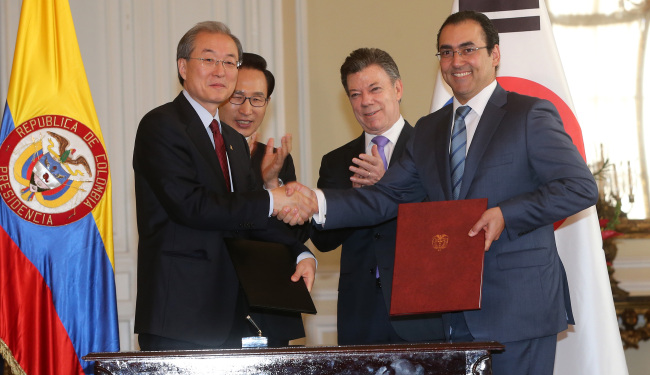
(450, 106, 471, 200)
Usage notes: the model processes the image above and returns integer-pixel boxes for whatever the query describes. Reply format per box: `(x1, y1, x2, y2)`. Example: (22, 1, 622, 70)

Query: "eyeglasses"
(436, 46, 488, 60)
(188, 57, 241, 70)
(229, 94, 268, 107)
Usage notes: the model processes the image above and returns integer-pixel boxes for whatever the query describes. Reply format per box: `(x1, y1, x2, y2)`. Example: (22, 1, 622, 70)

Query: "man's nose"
(239, 99, 253, 114)
(212, 61, 226, 77)
(361, 92, 373, 105)
(451, 50, 465, 65)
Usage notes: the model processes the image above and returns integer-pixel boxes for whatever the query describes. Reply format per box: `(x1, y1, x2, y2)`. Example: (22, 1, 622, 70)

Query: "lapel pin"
(230, 145, 233, 150)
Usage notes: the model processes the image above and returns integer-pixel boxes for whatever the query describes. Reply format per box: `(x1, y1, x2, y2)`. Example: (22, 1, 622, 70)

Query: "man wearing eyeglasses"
(288, 10, 598, 374)
(219, 52, 308, 347)
(133, 21, 316, 351)
(219, 52, 296, 192)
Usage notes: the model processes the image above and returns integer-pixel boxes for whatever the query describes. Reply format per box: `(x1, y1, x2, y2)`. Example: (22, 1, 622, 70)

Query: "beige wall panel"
(304, 0, 453, 187)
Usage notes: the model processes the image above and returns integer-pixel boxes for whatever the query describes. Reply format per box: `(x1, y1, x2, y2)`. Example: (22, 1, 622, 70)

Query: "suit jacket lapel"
(433, 105, 454, 200)
(221, 123, 250, 192)
(460, 84, 507, 199)
(174, 92, 228, 190)
(389, 121, 413, 166)
(174, 94, 226, 185)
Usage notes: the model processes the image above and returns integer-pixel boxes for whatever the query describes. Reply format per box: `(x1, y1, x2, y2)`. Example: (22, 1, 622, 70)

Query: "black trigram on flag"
(460, 0, 540, 33)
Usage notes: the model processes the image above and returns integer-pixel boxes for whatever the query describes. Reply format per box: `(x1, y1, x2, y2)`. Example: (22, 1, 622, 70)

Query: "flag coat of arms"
(432, 1, 627, 374)
(0, 0, 120, 374)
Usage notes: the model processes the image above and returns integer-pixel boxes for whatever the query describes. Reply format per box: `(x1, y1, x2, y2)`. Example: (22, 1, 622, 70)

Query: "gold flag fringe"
(0, 338, 25, 375)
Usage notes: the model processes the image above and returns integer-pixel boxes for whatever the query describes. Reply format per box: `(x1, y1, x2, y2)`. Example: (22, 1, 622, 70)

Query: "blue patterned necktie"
(450, 106, 471, 200)
(371, 135, 390, 170)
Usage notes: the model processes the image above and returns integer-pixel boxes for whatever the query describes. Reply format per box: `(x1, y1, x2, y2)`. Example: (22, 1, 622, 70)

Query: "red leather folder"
(390, 198, 488, 316)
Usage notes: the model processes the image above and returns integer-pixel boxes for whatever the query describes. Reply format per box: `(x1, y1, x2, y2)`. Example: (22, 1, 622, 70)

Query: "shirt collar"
(452, 79, 497, 118)
(183, 89, 221, 131)
(364, 115, 405, 147)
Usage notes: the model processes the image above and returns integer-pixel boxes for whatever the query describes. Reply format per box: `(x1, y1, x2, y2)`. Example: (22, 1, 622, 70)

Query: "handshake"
(270, 182, 318, 225)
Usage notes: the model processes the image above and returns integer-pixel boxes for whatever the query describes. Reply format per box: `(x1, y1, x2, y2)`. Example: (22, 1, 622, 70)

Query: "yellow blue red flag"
(0, 0, 119, 374)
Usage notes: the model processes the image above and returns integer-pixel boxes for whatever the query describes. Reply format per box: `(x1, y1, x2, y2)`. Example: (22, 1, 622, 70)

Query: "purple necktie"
(371, 135, 390, 170)
(371, 135, 390, 280)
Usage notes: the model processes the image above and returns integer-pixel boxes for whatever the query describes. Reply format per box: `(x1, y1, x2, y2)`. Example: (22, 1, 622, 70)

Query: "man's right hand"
(271, 182, 317, 225)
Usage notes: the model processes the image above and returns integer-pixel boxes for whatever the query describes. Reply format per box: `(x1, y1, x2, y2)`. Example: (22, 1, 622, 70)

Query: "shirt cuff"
(297, 251, 318, 268)
(267, 190, 273, 217)
(313, 188, 327, 225)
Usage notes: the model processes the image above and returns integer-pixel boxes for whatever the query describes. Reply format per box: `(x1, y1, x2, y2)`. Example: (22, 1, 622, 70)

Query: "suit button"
(374, 233, 381, 239)
(369, 268, 374, 274)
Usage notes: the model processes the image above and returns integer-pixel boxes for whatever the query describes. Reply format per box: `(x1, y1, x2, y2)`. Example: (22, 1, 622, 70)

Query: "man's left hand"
(262, 134, 292, 189)
(469, 207, 505, 251)
(292, 257, 316, 292)
(349, 145, 386, 188)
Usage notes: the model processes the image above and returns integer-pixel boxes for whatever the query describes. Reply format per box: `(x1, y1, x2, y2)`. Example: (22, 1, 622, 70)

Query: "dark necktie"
(209, 119, 231, 191)
(371, 135, 390, 171)
(450, 106, 471, 200)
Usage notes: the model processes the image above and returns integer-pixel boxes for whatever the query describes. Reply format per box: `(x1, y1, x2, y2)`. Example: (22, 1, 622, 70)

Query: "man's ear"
(490, 44, 501, 69)
(394, 79, 404, 102)
(178, 58, 187, 82)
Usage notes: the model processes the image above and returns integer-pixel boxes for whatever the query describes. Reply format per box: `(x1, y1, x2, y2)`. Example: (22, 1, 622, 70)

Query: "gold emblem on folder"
(432, 234, 449, 251)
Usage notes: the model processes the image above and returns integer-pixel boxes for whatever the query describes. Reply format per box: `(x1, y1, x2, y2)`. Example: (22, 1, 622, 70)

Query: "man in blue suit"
(292, 10, 598, 375)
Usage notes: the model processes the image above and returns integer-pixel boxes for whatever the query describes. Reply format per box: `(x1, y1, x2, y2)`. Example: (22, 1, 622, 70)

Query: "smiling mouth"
(235, 120, 252, 126)
(452, 72, 471, 77)
(364, 110, 379, 117)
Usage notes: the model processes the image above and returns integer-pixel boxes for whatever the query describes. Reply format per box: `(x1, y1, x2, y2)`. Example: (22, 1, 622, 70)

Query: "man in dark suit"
(219, 53, 297, 196)
(133, 21, 316, 351)
(219, 52, 307, 346)
(309, 48, 444, 345)
(292, 11, 598, 374)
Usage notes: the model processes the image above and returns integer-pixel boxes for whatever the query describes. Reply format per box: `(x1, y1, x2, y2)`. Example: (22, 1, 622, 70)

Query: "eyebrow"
(350, 81, 381, 91)
(199, 48, 237, 58)
(234, 90, 266, 96)
(439, 41, 476, 49)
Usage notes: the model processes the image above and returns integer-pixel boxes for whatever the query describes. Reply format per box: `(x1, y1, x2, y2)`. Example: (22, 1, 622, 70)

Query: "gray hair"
(176, 21, 243, 85)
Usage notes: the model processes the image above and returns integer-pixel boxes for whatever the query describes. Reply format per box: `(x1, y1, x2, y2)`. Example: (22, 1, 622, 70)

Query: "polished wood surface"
(85, 341, 504, 375)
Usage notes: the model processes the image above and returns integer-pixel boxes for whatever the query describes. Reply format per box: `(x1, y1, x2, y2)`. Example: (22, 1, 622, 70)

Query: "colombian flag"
(0, 0, 119, 374)
(433, 1, 627, 374)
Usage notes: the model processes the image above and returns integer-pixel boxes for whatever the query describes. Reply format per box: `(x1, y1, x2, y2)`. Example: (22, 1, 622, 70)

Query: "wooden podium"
(84, 341, 503, 375)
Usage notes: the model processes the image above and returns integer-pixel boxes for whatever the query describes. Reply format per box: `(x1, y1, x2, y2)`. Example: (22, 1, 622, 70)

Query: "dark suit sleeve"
(133, 110, 270, 232)
(319, 136, 429, 231)
(498, 99, 598, 239)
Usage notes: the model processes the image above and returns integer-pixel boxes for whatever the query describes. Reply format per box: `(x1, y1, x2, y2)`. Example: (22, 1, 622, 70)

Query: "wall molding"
(295, 0, 312, 184)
